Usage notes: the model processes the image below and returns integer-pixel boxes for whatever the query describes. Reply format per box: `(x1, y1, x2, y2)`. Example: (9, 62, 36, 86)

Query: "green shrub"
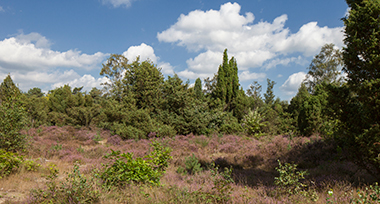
(177, 153, 203, 175)
(29, 162, 100, 204)
(156, 124, 177, 138)
(23, 159, 41, 172)
(100, 141, 172, 188)
(352, 182, 380, 204)
(274, 160, 308, 195)
(0, 149, 24, 179)
(243, 108, 267, 138)
(147, 141, 172, 171)
(112, 123, 145, 140)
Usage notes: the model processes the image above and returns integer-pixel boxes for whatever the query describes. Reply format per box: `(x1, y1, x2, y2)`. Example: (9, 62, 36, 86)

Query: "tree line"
(1, 0, 379, 177)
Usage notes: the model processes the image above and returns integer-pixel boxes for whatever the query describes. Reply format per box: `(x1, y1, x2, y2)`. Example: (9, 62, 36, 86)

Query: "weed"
(77, 145, 84, 153)
(93, 132, 102, 143)
(177, 153, 203, 175)
(51, 143, 62, 151)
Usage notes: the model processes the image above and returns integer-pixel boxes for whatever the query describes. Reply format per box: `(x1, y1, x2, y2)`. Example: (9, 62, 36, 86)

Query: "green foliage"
(126, 57, 164, 111)
(274, 160, 308, 195)
(194, 78, 203, 99)
(29, 163, 100, 204)
(0, 149, 23, 179)
(298, 94, 323, 136)
(147, 141, 172, 171)
(47, 85, 101, 127)
(304, 43, 343, 93)
(0, 76, 27, 152)
(330, 0, 380, 177)
(22, 159, 41, 172)
(100, 54, 131, 102)
(343, 0, 380, 85)
(264, 78, 276, 106)
(352, 182, 380, 204)
(100, 141, 172, 188)
(214, 49, 240, 108)
(177, 153, 203, 175)
(243, 108, 267, 138)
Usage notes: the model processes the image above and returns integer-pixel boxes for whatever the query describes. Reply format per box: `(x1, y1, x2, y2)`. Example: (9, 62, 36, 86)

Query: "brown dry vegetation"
(0, 126, 378, 203)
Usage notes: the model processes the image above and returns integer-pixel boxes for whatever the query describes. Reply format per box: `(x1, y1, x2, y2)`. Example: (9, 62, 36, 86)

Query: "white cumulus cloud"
(239, 71, 267, 82)
(280, 72, 307, 96)
(122, 43, 174, 74)
(52, 74, 108, 91)
(0, 32, 107, 72)
(157, 2, 343, 80)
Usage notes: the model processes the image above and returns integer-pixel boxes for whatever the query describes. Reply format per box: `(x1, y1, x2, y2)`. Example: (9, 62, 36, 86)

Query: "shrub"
(177, 153, 203, 175)
(100, 141, 172, 188)
(28, 162, 100, 204)
(274, 160, 308, 195)
(23, 159, 41, 172)
(352, 182, 380, 204)
(243, 108, 267, 138)
(0, 149, 23, 179)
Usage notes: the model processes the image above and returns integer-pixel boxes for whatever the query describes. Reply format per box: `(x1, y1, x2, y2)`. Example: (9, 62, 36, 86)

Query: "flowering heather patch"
(4, 126, 379, 203)
(106, 135, 122, 146)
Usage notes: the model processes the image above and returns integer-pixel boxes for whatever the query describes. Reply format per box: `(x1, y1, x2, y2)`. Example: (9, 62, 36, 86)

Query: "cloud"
(52, 74, 108, 91)
(0, 32, 110, 93)
(122, 43, 174, 74)
(239, 71, 266, 82)
(177, 70, 214, 80)
(101, 0, 136, 8)
(263, 56, 308, 70)
(280, 72, 307, 96)
(0, 32, 107, 72)
(0, 6, 4, 12)
(157, 2, 343, 79)
(1, 69, 80, 92)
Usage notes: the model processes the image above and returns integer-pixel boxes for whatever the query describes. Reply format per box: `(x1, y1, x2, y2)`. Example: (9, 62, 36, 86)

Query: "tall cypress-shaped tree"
(214, 49, 240, 107)
(215, 49, 228, 102)
(194, 78, 203, 99)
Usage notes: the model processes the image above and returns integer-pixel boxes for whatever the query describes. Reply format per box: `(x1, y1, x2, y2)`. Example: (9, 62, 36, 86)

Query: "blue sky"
(0, 0, 348, 100)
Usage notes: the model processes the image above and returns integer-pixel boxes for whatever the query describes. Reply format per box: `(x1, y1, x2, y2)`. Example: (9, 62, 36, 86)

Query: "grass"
(0, 126, 378, 203)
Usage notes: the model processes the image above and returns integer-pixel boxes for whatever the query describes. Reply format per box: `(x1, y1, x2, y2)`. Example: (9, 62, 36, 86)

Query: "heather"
(1, 1, 380, 202)
(0, 126, 379, 203)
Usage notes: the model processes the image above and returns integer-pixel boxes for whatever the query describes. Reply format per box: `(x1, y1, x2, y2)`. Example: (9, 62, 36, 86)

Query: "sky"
(0, 0, 348, 100)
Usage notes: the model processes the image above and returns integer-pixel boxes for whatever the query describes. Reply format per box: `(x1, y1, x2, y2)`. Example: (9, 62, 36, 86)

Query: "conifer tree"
(214, 49, 240, 107)
(264, 78, 276, 106)
(194, 78, 203, 99)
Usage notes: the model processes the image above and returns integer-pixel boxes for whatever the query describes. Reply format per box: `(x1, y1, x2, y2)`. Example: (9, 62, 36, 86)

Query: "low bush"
(28, 163, 100, 204)
(0, 149, 24, 179)
(177, 153, 203, 175)
(274, 159, 308, 196)
(100, 141, 172, 188)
